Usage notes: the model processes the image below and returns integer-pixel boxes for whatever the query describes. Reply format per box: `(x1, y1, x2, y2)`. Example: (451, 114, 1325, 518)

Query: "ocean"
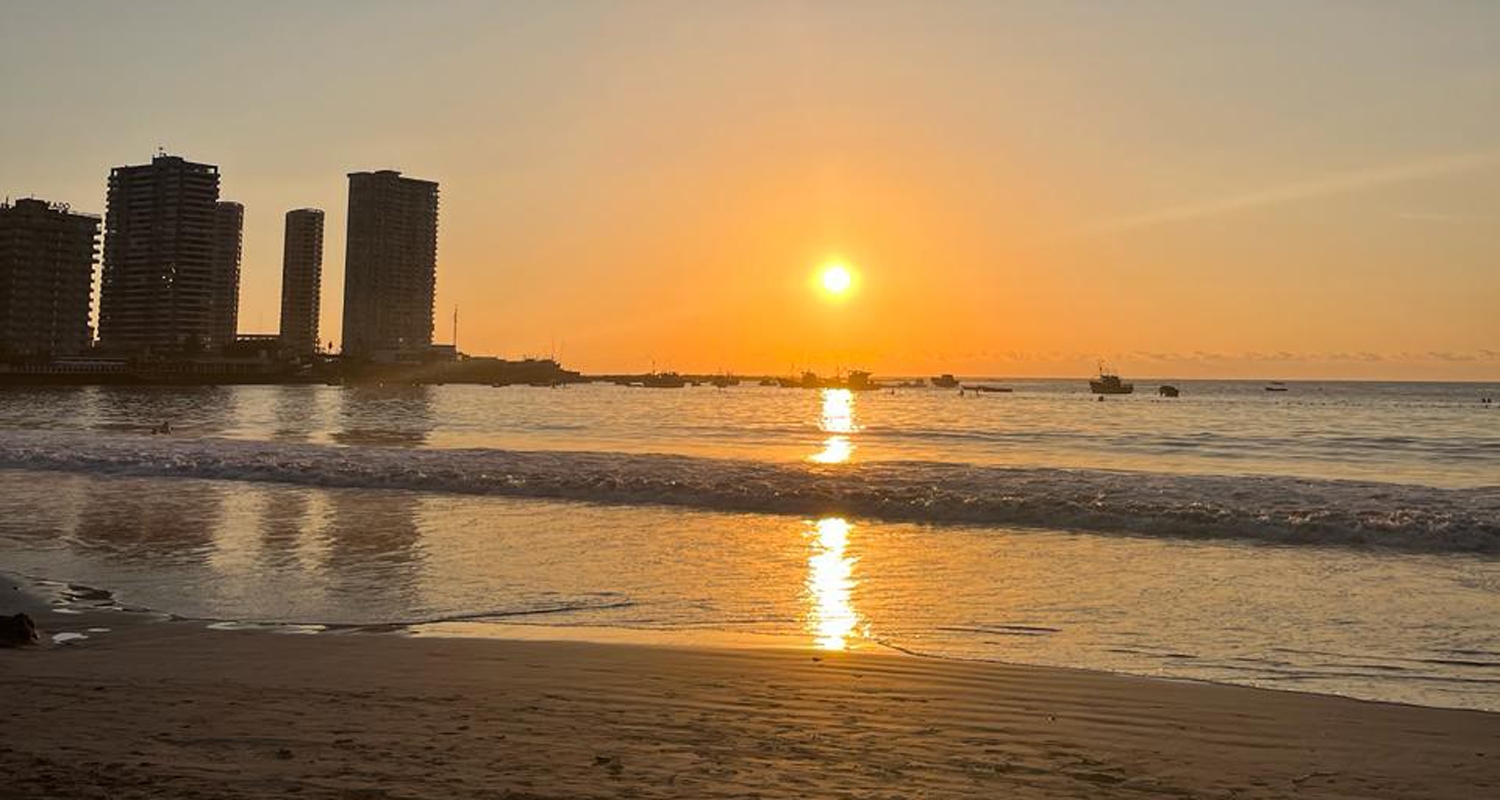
(2, 380, 1497, 709)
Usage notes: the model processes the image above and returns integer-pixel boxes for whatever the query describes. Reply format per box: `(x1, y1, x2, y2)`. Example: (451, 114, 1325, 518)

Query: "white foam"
(0, 430, 1495, 553)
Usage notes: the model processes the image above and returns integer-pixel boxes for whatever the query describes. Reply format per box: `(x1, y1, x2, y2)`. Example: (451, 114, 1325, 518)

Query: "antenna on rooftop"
(452, 305, 459, 350)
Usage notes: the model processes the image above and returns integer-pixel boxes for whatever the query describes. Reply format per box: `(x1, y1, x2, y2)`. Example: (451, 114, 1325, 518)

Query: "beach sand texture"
(4, 622, 1498, 799)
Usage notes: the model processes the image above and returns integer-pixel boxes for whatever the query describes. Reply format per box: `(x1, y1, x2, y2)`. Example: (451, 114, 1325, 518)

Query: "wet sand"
(3, 617, 1498, 799)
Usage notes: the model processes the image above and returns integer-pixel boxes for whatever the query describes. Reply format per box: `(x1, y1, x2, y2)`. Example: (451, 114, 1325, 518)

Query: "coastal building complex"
(99, 154, 224, 353)
(0, 198, 100, 355)
(340, 170, 438, 358)
(278, 208, 325, 354)
(210, 201, 245, 347)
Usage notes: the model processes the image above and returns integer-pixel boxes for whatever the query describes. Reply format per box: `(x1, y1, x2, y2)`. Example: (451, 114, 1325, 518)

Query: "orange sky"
(3, 2, 1497, 379)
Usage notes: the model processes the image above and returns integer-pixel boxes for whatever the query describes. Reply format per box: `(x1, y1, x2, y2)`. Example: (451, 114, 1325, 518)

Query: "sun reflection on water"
(810, 388, 857, 464)
(805, 517, 864, 650)
(810, 436, 852, 464)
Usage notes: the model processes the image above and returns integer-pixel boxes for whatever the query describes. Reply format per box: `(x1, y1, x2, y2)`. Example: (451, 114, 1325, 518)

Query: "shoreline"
(6, 578, 1500, 798)
(8, 569, 1500, 716)
(5, 619, 1498, 798)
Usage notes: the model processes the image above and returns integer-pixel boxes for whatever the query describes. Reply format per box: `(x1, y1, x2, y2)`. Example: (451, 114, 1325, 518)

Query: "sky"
(2, 0, 1497, 379)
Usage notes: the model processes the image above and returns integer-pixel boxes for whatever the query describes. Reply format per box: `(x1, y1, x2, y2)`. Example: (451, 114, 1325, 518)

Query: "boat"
(757, 377, 777, 387)
(963, 384, 1013, 393)
(638, 372, 687, 388)
(1265, 382, 1288, 392)
(1158, 385, 1180, 398)
(772, 370, 882, 390)
(709, 374, 740, 388)
(844, 370, 877, 391)
(1089, 365, 1134, 395)
(931, 373, 960, 389)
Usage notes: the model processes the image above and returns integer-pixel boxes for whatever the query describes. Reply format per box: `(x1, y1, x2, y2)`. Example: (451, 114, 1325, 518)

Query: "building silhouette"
(0, 198, 100, 355)
(278, 208, 325, 354)
(99, 154, 222, 353)
(211, 200, 244, 347)
(340, 170, 438, 358)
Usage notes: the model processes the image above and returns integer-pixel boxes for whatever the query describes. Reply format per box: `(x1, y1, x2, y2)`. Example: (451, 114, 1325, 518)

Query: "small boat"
(1158, 385, 1180, 398)
(844, 370, 878, 391)
(1265, 382, 1288, 393)
(638, 372, 687, 388)
(931, 373, 960, 389)
(757, 377, 777, 387)
(1089, 365, 1134, 395)
(709, 374, 740, 388)
(964, 384, 1013, 393)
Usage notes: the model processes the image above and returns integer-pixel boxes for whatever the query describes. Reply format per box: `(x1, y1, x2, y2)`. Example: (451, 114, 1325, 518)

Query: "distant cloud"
(1023, 349, 1492, 365)
(1087, 149, 1500, 234)
(1327, 352, 1387, 363)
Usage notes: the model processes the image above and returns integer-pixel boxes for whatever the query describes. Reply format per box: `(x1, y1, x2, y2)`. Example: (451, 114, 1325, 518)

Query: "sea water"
(0, 381, 1496, 709)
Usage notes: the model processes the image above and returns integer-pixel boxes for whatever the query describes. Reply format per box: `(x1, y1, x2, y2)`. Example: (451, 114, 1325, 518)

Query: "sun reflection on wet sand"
(810, 388, 857, 464)
(805, 517, 864, 650)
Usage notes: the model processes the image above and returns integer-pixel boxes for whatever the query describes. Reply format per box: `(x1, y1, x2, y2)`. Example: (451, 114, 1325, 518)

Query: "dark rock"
(0, 612, 39, 647)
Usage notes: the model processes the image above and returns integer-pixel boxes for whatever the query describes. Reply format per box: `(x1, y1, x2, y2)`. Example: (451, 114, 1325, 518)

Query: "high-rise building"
(99, 154, 221, 353)
(0, 198, 100, 355)
(210, 200, 244, 347)
(278, 208, 325, 354)
(340, 170, 438, 358)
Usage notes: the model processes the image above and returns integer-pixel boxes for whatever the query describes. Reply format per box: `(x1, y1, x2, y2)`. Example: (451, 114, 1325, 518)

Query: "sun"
(820, 263, 853, 295)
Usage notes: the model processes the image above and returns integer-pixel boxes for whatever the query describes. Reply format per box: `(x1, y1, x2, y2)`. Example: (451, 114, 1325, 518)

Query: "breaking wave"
(0, 430, 1495, 553)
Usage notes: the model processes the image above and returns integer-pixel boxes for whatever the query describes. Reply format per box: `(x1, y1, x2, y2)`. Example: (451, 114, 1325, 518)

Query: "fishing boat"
(1158, 385, 1180, 398)
(1089, 366, 1134, 395)
(709, 374, 740, 388)
(931, 373, 960, 388)
(964, 384, 1013, 394)
(1265, 382, 1288, 393)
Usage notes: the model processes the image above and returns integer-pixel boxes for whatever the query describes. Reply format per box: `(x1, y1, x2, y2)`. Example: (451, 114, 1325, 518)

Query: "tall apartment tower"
(99, 154, 221, 353)
(210, 200, 244, 346)
(340, 170, 438, 358)
(0, 198, 100, 355)
(278, 208, 325, 354)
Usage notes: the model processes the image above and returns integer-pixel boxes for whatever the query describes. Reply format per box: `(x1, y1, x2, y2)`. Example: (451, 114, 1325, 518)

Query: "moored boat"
(638, 372, 687, 388)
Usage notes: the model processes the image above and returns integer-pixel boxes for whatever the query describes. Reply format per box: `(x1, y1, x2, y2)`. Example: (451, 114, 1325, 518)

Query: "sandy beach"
(4, 615, 1498, 800)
